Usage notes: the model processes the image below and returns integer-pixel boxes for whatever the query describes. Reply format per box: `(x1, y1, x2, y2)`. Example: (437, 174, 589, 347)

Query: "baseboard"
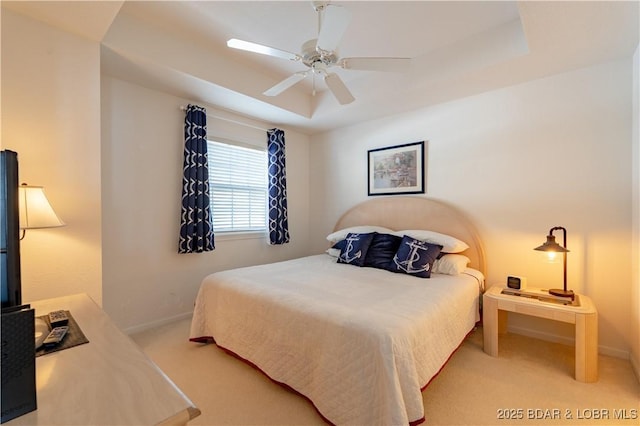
(507, 325, 630, 360)
(123, 311, 193, 335)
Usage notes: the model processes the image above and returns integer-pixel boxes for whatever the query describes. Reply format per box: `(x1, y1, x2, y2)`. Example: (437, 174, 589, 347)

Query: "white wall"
(309, 59, 634, 358)
(631, 44, 639, 379)
(100, 77, 311, 331)
(1, 9, 103, 304)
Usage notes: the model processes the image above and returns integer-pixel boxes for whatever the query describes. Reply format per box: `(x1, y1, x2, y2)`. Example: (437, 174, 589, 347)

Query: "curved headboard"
(334, 197, 486, 274)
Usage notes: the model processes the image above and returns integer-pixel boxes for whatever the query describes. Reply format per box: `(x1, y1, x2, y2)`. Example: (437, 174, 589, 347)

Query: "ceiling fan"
(227, 1, 412, 105)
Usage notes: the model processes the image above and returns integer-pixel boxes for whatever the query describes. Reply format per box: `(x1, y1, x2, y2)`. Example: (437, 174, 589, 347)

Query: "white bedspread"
(190, 254, 482, 425)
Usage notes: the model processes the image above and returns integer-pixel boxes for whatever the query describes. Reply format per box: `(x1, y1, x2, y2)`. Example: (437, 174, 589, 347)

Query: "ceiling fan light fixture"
(311, 61, 326, 74)
(226, 1, 412, 104)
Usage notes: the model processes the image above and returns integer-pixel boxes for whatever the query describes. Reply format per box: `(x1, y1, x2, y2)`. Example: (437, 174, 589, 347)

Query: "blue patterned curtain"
(178, 104, 215, 253)
(267, 128, 290, 245)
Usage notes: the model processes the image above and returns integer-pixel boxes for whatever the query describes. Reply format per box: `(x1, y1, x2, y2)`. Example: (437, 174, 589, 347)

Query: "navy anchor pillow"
(337, 232, 376, 267)
(389, 236, 443, 278)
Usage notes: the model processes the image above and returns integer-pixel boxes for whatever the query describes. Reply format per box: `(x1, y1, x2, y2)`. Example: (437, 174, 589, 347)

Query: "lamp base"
(549, 288, 575, 300)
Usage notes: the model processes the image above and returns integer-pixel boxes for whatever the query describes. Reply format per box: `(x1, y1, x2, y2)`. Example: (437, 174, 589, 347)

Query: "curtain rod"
(180, 105, 269, 132)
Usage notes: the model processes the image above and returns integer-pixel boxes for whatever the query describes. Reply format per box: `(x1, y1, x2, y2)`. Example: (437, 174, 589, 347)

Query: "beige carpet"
(131, 319, 639, 425)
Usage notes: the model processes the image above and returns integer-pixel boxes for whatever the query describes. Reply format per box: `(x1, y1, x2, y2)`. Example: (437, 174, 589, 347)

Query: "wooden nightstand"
(483, 285, 598, 383)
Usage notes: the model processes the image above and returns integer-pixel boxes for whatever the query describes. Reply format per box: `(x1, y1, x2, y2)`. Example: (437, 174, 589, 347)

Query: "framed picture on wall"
(368, 141, 425, 196)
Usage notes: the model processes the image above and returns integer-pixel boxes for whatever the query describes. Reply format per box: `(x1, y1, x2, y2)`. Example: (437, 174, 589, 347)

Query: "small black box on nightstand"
(1, 305, 37, 423)
(507, 275, 527, 290)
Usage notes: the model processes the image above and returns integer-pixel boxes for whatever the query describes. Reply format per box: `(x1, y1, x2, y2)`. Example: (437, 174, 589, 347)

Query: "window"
(207, 140, 267, 233)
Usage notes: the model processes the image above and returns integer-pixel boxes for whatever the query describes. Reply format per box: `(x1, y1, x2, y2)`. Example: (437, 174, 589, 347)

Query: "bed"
(190, 197, 486, 425)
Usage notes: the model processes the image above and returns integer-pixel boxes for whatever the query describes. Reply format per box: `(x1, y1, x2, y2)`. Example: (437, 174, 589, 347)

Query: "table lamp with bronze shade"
(534, 226, 574, 300)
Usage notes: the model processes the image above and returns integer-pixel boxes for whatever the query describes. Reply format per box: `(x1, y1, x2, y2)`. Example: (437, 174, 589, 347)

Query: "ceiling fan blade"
(263, 72, 308, 96)
(316, 5, 351, 52)
(227, 38, 300, 61)
(324, 73, 355, 105)
(340, 57, 412, 72)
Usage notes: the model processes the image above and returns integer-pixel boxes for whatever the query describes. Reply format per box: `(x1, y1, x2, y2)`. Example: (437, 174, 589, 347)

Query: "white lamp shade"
(18, 185, 65, 229)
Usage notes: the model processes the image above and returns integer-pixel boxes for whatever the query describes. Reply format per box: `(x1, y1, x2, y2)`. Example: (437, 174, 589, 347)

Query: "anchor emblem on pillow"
(340, 233, 365, 264)
(390, 236, 443, 278)
(393, 239, 431, 274)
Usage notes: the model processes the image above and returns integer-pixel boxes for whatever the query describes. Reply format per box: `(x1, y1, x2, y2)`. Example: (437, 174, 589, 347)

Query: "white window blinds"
(207, 140, 267, 233)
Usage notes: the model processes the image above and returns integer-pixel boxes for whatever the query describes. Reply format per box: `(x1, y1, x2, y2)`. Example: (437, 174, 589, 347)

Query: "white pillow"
(325, 247, 341, 258)
(433, 254, 470, 275)
(326, 226, 394, 243)
(392, 229, 469, 253)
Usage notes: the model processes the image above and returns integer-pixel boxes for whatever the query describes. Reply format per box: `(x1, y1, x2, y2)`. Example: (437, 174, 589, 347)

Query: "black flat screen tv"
(1, 150, 22, 308)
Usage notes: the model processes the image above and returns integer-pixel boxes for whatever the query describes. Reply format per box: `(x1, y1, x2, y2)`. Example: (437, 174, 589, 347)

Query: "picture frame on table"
(367, 141, 425, 196)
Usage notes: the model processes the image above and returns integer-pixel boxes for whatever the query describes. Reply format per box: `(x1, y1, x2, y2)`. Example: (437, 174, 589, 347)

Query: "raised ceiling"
(3, 1, 638, 134)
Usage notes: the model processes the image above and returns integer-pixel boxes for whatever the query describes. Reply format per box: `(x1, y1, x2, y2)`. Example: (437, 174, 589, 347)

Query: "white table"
(7, 293, 200, 425)
(483, 285, 598, 383)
